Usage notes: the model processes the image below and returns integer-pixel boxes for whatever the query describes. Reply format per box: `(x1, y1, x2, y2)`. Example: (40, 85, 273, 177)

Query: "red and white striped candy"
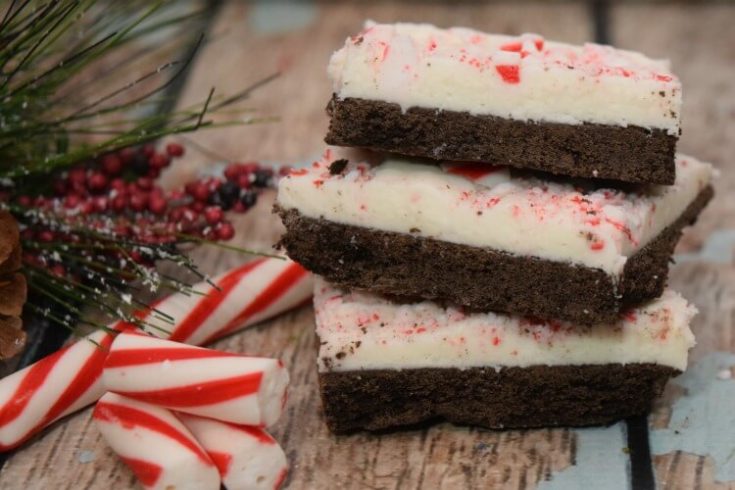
(93, 393, 220, 490)
(103, 333, 289, 427)
(147, 256, 312, 346)
(0, 328, 119, 451)
(0, 257, 311, 451)
(178, 413, 288, 490)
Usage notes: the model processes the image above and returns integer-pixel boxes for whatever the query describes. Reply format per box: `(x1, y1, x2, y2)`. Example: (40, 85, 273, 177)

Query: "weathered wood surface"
(1, 2, 734, 489)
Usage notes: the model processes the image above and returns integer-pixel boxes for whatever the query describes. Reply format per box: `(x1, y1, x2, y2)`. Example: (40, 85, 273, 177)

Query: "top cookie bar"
(326, 22, 681, 184)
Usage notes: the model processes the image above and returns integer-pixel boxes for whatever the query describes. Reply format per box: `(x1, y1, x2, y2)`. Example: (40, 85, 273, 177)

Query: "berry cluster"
(13, 142, 288, 275)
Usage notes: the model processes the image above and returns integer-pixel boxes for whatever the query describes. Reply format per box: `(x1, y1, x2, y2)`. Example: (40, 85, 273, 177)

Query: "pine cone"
(0, 211, 26, 361)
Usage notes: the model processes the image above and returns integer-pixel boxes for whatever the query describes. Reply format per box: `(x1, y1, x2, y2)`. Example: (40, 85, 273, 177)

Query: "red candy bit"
(500, 41, 523, 52)
(655, 74, 673, 82)
(166, 143, 185, 157)
(590, 240, 605, 251)
(534, 38, 544, 51)
(495, 64, 520, 84)
(289, 168, 308, 176)
(492, 336, 501, 346)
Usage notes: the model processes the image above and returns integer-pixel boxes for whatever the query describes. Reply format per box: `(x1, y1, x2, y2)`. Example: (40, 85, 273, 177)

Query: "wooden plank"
(0, 2, 597, 489)
(611, 3, 735, 489)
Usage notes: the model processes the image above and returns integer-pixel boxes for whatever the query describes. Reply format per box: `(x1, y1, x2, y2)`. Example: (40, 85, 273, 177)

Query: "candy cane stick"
(0, 257, 311, 451)
(93, 393, 220, 490)
(103, 333, 289, 426)
(178, 414, 288, 490)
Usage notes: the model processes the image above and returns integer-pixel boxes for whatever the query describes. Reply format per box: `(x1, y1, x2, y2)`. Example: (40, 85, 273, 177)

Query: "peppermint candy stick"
(103, 333, 289, 427)
(93, 393, 220, 490)
(178, 413, 288, 490)
(150, 256, 312, 345)
(0, 328, 120, 451)
(0, 257, 311, 451)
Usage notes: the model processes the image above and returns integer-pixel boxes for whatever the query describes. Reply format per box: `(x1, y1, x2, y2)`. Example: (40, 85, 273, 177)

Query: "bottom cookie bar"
(313, 279, 695, 433)
(320, 364, 675, 433)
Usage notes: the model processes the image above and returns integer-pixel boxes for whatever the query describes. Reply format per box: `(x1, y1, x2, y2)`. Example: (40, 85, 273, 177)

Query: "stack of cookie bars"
(276, 22, 714, 432)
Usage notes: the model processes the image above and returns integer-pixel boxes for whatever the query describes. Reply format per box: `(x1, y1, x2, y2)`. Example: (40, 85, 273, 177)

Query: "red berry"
(149, 153, 170, 170)
(114, 224, 130, 237)
(119, 147, 136, 164)
(204, 206, 224, 225)
(17, 195, 31, 207)
(68, 167, 87, 185)
(136, 177, 153, 191)
(166, 143, 184, 157)
(129, 192, 149, 212)
(182, 209, 199, 223)
(70, 181, 88, 197)
(38, 230, 55, 242)
(147, 168, 161, 179)
(93, 196, 109, 213)
(110, 178, 126, 192)
(52, 179, 67, 196)
(215, 221, 235, 240)
(130, 250, 144, 263)
(242, 162, 260, 174)
(168, 207, 184, 222)
(81, 200, 96, 214)
(142, 144, 156, 157)
(64, 194, 81, 209)
(148, 195, 167, 215)
(111, 194, 128, 213)
(237, 174, 252, 189)
(224, 164, 243, 181)
(232, 201, 245, 213)
(101, 154, 123, 175)
(191, 201, 205, 212)
(87, 172, 108, 192)
(51, 264, 65, 278)
(189, 182, 210, 202)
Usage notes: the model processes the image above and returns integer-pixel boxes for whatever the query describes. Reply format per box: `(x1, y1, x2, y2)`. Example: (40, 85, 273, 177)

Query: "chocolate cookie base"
(319, 363, 677, 433)
(325, 96, 678, 185)
(276, 185, 712, 325)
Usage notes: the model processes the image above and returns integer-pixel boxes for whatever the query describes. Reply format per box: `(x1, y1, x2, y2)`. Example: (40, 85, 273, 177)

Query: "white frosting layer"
(329, 22, 681, 135)
(277, 149, 712, 276)
(314, 278, 696, 372)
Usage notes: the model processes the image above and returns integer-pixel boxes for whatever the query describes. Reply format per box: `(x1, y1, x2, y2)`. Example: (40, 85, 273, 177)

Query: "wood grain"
(2, 1, 734, 489)
(612, 4, 735, 488)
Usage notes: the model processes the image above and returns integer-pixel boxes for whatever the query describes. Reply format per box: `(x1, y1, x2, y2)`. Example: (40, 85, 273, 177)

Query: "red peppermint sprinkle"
(590, 240, 605, 251)
(500, 41, 522, 52)
(495, 64, 520, 84)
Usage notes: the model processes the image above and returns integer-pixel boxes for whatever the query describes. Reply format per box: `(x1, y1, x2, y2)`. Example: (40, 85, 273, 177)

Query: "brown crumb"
(329, 159, 349, 175)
